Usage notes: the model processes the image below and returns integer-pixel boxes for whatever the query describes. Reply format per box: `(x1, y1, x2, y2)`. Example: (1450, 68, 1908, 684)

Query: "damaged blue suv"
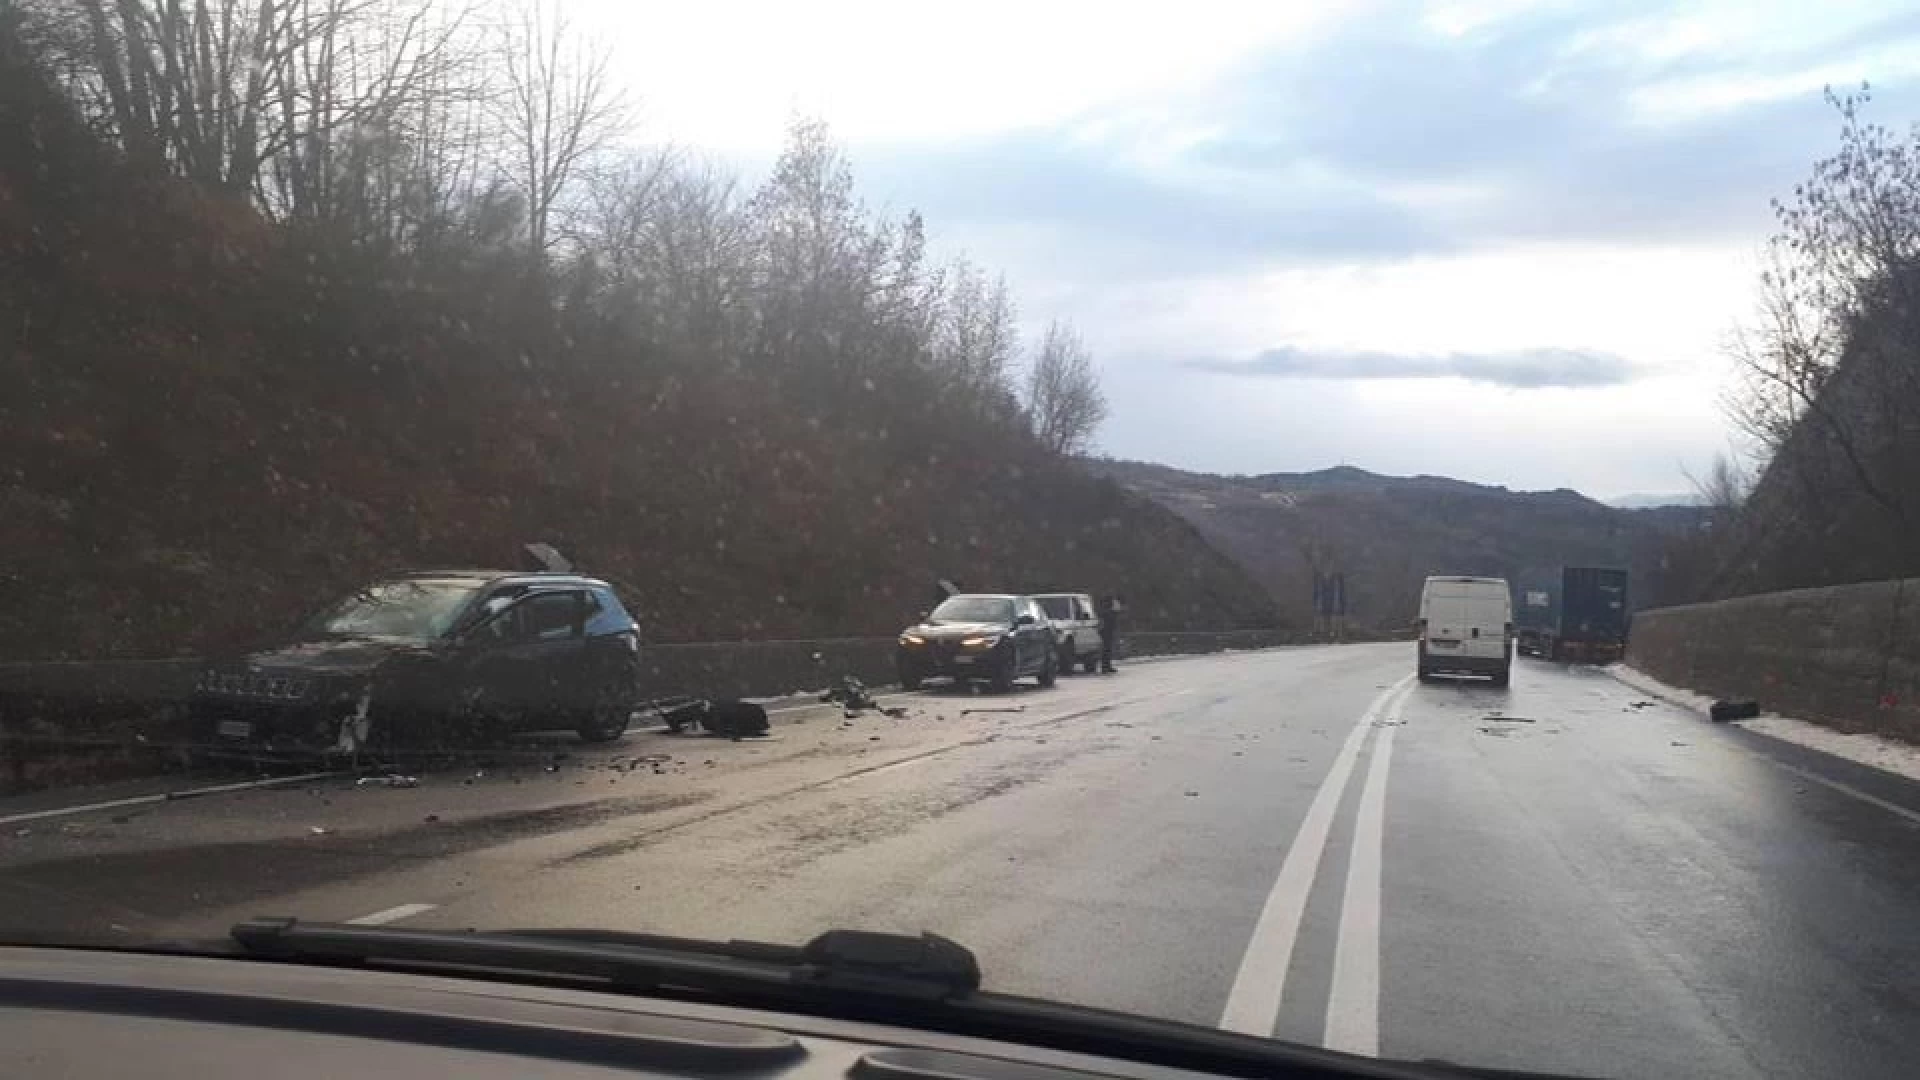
(190, 571, 642, 757)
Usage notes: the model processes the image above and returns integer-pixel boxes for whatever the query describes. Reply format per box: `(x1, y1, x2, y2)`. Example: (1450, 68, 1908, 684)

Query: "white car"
(1416, 576, 1513, 686)
(1032, 592, 1102, 674)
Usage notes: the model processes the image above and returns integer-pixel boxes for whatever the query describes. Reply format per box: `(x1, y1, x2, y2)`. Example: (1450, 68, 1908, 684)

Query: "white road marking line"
(1766, 758, 1920, 828)
(345, 903, 438, 926)
(1324, 716, 1398, 1056)
(0, 771, 343, 828)
(1218, 676, 1413, 1036)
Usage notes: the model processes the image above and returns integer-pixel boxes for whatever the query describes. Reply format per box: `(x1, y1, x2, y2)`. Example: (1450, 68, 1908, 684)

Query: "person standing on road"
(1097, 593, 1124, 673)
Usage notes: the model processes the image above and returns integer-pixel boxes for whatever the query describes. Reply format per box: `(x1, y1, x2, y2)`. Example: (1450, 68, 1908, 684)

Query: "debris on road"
(705, 701, 771, 737)
(1483, 716, 1534, 724)
(1184, 790, 1200, 797)
(423, 814, 440, 823)
(356, 774, 419, 789)
(961, 706, 1025, 715)
(1627, 700, 1657, 710)
(652, 697, 770, 737)
(822, 675, 881, 712)
(1711, 700, 1761, 723)
(308, 826, 330, 836)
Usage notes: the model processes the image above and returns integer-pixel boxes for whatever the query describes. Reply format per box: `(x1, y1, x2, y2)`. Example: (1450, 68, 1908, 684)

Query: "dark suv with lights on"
(895, 594, 1057, 692)
(190, 571, 641, 757)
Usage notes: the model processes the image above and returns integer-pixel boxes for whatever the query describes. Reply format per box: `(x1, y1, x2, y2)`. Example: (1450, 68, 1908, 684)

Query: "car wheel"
(1416, 666, 1436, 683)
(1057, 645, 1077, 674)
(1038, 649, 1057, 688)
(1081, 655, 1099, 674)
(576, 682, 633, 743)
(898, 667, 924, 691)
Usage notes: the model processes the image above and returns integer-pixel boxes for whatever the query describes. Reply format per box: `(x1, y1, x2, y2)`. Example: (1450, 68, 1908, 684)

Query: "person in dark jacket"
(1097, 594, 1124, 673)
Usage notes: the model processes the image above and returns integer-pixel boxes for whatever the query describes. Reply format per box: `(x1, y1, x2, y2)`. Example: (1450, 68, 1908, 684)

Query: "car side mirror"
(1015, 614, 1037, 626)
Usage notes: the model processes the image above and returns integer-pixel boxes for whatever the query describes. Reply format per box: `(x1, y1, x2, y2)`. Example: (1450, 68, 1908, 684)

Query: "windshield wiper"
(229, 919, 1584, 1080)
(233, 918, 978, 1000)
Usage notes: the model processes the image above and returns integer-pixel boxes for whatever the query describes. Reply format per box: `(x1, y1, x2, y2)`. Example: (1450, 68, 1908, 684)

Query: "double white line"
(1218, 675, 1414, 1056)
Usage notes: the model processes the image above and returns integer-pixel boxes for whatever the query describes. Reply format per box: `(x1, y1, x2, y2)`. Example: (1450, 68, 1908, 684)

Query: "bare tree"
(492, 0, 624, 257)
(42, 0, 468, 210)
(931, 258, 1019, 405)
(1728, 86, 1920, 537)
(1024, 319, 1107, 454)
(1684, 453, 1751, 517)
(570, 148, 760, 359)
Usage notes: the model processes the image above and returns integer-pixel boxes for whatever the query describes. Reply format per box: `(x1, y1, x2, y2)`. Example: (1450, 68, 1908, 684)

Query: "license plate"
(1428, 639, 1460, 648)
(952, 655, 975, 665)
(217, 720, 254, 739)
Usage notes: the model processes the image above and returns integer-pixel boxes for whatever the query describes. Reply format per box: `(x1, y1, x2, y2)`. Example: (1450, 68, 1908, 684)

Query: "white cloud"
(576, 0, 1353, 149)
(552, 0, 1919, 495)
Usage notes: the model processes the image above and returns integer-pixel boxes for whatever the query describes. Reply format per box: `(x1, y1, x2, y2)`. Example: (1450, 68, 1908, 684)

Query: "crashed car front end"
(190, 641, 461, 759)
(192, 668, 379, 758)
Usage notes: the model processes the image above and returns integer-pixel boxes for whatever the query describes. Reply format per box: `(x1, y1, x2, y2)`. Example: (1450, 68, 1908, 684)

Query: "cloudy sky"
(586, 0, 1920, 498)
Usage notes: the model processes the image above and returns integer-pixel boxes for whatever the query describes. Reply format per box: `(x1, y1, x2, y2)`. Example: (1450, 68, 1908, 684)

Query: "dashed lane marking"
(345, 903, 438, 926)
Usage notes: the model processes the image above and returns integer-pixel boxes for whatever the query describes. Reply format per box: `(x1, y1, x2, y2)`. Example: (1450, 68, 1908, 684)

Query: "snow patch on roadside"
(1610, 664, 1920, 785)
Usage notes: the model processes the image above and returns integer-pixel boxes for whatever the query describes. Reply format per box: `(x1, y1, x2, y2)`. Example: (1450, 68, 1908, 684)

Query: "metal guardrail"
(0, 628, 1294, 793)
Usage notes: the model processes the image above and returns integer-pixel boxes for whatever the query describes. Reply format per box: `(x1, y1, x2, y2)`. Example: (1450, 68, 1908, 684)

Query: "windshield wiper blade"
(231, 918, 978, 1001)
(229, 919, 1591, 1080)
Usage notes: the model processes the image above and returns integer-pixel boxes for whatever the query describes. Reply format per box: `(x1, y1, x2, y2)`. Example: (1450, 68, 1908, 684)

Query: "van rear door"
(1421, 579, 1510, 661)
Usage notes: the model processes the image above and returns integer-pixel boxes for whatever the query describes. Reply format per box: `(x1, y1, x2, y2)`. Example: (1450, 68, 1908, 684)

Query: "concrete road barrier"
(1627, 578, 1920, 742)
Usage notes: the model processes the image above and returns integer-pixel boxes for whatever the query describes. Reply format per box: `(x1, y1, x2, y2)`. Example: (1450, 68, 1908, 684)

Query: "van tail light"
(1416, 618, 1427, 642)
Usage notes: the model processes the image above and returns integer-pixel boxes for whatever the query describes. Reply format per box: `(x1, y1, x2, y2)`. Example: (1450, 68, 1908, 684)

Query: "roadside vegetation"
(0, 1, 1279, 659)
(1661, 87, 1920, 602)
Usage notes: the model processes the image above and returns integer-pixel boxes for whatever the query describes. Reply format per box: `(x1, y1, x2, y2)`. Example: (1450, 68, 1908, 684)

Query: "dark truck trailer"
(1514, 578, 1558, 658)
(1516, 567, 1629, 663)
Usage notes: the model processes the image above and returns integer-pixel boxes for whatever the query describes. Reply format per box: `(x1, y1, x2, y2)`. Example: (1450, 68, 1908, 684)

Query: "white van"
(1417, 576, 1513, 686)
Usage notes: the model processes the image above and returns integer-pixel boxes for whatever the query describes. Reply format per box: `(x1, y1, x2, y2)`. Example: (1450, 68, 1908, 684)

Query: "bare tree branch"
(1024, 319, 1108, 455)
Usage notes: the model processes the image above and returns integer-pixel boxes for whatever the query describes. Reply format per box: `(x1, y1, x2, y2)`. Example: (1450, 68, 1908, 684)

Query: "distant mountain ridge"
(1085, 460, 1706, 630)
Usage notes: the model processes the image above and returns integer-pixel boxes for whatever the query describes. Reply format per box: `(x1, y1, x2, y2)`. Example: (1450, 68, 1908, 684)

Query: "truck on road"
(1515, 566, 1629, 664)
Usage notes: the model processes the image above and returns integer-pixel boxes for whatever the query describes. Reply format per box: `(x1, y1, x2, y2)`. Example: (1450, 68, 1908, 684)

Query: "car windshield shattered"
(305, 581, 483, 641)
(11, 1, 1920, 1078)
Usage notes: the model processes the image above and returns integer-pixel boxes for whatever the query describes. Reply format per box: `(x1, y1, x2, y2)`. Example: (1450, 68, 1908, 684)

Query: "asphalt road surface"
(7, 644, 1920, 1079)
